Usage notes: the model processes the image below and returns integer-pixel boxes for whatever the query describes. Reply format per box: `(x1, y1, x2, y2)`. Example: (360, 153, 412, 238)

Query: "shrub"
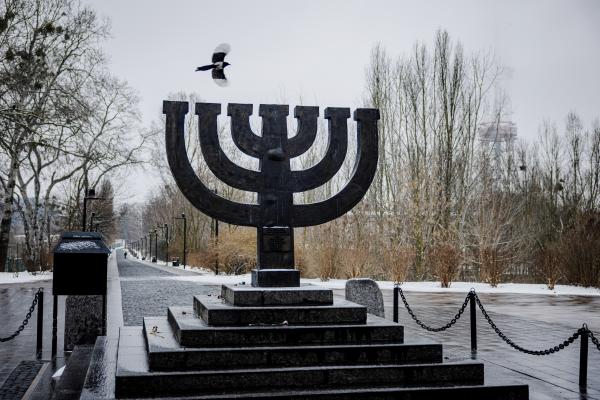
(534, 242, 563, 290)
(560, 214, 600, 288)
(428, 244, 462, 288)
(382, 244, 414, 284)
(479, 246, 509, 288)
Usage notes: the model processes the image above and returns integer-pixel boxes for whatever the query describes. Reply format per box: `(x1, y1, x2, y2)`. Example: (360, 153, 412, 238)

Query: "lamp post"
(82, 188, 100, 231)
(153, 229, 158, 263)
(159, 223, 169, 265)
(175, 213, 187, 269)
(89, 212, 96, 232)
(143, 235, 148, 260)
(148, 231, 153, 261)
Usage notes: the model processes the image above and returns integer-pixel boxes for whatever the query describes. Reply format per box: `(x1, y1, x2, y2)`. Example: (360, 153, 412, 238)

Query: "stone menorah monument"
(163, 101, 379, 287)
(76, 100, 528, 399)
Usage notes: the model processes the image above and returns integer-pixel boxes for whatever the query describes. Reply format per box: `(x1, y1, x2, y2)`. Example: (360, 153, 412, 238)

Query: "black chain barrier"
(394, 284, 599, 389)
(395, 284, 471, 332)
(395, 284, 600, 355)
(472, 291, 583, 355)
(587, 326, 600, 352)
(0, 288, 43, 342)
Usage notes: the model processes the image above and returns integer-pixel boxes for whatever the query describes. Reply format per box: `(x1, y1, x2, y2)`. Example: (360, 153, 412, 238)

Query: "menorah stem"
(252, 226, 299, 287)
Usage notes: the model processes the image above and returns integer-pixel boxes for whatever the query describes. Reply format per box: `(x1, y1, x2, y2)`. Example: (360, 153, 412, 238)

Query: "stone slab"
(143, 317, 441, 371)
(345, 278, 385, 318)
(194, 296, 367, 326)
(168, 307, 404, 348)
(53, 345, 94, 399)
(149, 385, 529, 400)
(251, 268, 300, 287)
(221, 284, 333, 307)
(64, 295, 104, 351)
(115, 327, 485, 398)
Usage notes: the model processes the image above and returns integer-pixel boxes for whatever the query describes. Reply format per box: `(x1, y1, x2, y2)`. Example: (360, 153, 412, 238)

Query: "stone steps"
(143, 317, 442, 371)
(148, 385, 530, 400)
(193, 295, 367, 326)
(108, 285, 528, 399)
(116, 328, 485, 398)
(167, 306, 404, 348)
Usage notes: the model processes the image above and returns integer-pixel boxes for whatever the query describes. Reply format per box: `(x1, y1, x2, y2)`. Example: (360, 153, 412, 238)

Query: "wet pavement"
(0, 279, 64, 390)
(117, 252, 218, 326)
(372, 288, 600, 400)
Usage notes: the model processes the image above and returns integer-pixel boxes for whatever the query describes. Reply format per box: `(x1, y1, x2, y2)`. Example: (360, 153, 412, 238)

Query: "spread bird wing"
(212, 43, 230, 63)
(212, 68, 229, 86)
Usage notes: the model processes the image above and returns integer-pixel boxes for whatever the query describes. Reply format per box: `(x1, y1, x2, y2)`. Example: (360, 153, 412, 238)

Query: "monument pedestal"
(64, 295, 104, 351)
(109, 284, 529, 399)
(251, 268, 300, 287)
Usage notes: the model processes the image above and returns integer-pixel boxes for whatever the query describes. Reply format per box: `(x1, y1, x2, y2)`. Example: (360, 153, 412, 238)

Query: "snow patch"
(57, 240, 100, 252)
(0, 271, 53, 285)
(166, 273, 600, 297)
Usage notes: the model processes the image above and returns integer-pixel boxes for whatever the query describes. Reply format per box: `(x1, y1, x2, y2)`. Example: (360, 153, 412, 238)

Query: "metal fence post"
(393, 285, 399, 323)
(52, 294, 57, 359)
(579, 326, 588, 389)
(36, 289, 43, 359)
(469, 291, 477, 354)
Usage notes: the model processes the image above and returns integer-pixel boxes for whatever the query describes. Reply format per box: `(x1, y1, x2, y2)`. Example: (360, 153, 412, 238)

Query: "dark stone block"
(251, 268, 300, 287)
(64, 295, 104, 351)
(221, 284, 333, 306)
(140, 385, 529, 399)
(167, 308, 404, 348)
(115, 327, 484, 398)
(53, 345, 94, 399)
(193, 296, 367, 326)
(143, 316, 440, 371)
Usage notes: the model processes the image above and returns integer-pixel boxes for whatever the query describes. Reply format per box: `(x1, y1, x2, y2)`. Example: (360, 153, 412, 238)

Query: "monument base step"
(116, 327, 485, 398)
(137, 385, 529, 400)
(193, 295, 367, 326)
(167, 306, 404, 348)
(221, 284, 333, 306)
(143, 317, 442, 371)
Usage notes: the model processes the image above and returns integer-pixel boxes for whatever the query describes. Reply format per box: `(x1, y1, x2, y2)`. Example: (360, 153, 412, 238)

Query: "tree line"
(127, 30, 600, 290)
(0, 0, 146, 271)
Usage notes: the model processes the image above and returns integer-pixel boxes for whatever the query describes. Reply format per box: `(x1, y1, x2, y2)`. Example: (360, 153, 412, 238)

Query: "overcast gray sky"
(84, 0, 600, 203)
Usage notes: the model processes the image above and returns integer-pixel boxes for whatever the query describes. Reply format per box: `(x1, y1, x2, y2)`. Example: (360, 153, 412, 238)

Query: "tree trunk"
(0, 157, 18, 272)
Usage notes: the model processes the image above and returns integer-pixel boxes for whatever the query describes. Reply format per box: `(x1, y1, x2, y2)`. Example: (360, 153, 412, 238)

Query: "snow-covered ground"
(5, 256, 599, 297)
(166, 268, 600, 297)
(0, 271, 53, 285)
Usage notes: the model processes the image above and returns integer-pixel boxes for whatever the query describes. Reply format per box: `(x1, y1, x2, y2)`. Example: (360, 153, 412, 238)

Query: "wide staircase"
(112, 284, 529, 399)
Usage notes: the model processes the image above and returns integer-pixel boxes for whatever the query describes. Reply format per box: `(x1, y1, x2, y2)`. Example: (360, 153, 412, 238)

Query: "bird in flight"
(195, 43, 231, 87)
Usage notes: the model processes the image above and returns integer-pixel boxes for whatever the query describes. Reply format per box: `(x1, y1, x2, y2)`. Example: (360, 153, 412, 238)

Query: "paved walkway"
(0, 278, 61, 390)
(117, 251, 218, 326)
(371, 288, 600, 400)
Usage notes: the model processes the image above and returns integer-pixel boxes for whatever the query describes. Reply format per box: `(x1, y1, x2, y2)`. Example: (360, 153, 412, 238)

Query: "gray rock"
(345, 278, 385, 318)
(64, 295, 104, 351)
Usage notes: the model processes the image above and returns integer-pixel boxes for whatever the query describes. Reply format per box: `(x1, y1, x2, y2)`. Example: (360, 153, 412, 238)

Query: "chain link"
(587, 327, 600, 352)
(0, 288, 42, 343)
(473, 292, 582, 355)
(395, 285, 470, 332)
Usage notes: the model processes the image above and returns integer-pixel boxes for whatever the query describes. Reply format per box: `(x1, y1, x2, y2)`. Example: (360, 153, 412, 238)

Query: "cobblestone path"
(117, 252, 218, 326)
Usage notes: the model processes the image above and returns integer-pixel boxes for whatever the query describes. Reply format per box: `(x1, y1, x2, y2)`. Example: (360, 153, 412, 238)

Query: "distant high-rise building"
(478, 120, 517, 182)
